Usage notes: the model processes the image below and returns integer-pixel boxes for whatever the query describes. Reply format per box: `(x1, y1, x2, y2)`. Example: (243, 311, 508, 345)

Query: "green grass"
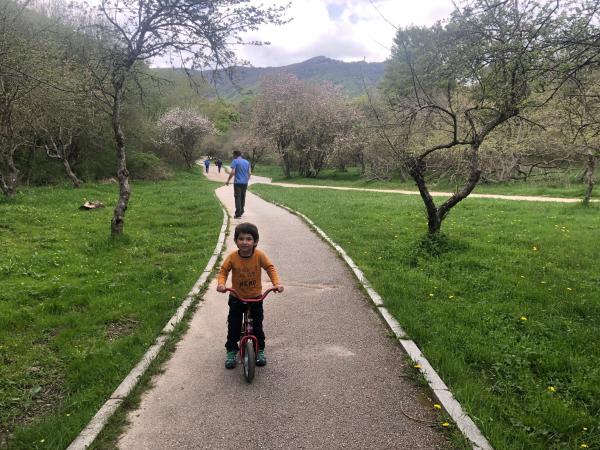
(251, 164, 596, 199)
(251, 183, 600, 450)
(0, 171, 222, 449)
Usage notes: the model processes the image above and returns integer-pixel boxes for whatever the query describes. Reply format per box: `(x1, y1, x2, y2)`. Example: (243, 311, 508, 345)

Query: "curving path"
(267, 182, 597, 203)
(117, 167, 449, 449)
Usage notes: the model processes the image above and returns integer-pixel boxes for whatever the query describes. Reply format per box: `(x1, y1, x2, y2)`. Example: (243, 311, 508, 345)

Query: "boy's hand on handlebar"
(216, 284, 226, 292)
(275, 285, 284, 293)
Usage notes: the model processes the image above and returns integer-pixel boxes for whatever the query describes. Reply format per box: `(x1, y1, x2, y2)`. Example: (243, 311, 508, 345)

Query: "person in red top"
(217, 222, 284, 369)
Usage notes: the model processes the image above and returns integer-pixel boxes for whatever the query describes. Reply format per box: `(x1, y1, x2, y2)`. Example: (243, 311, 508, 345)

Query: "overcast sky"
(234, 0, 456, 68)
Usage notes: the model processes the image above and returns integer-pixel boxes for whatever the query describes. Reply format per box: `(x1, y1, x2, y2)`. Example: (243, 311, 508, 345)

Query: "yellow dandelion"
(582, 427, 588, 431)
(433, 404, 442, 409)
(580, 444, 589, 449)
(532, 246, 538, 251)
(448, 295, 454, 299)
(520, 316, 528, 321)
(429, 293, 434, 297)
(547, 386, 556, 393)
(171, 296, 176, 299)
(441, 422, 450, 427)
(414, 364, 422, 369)
(520, 275, 525, 278)
(567, 287, 572, 291)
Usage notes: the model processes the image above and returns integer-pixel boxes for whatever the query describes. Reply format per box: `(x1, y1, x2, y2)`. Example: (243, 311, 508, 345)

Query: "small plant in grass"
(409, 232, 461, 258)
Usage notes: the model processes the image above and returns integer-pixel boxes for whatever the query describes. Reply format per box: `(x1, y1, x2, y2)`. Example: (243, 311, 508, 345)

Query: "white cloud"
(236, 0, 455, 67)
(83, 0, 455, 68)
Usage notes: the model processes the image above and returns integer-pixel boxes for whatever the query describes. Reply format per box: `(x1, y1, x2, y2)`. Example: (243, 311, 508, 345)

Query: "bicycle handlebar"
(224, 287, 278, 302)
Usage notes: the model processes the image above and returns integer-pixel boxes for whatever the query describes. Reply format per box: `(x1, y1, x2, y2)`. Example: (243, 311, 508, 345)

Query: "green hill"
(152, 56, 384, 101)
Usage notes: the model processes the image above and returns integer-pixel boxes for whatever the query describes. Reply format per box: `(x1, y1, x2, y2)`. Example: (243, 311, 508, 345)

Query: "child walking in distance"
(217, 223, 284, 369)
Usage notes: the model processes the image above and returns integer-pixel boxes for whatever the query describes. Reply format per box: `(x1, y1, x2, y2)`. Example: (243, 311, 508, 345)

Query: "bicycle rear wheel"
(242, 340, 256, 383)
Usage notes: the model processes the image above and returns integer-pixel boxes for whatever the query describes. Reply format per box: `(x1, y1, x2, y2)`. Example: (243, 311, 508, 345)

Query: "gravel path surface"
(117, 169, 449, 449)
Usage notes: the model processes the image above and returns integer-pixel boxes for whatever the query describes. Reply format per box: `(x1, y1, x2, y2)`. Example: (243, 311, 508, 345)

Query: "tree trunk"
(0, 172, 9, 196)
(45, 138, 83, 188)
(2, 149, 20, 197)
(436, 145, 481, 220)
(183, 148, 194, 169)
(409, 145, 482, 237)
(358, 152, 366, 174)
(582, 149, 596, 207)
(24, 142, 36, 186)
(110, 77, 131, 235)
(62, 157, 83, 188)
(282, 151, 291, 178)
(408, 158, 442, 237)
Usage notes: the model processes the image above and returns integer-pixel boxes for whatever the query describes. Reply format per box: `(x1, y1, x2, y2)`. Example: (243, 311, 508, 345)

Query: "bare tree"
(376, 0, 600, 236)
(42, 128, 83, 187)
(87, 0, 288, 234)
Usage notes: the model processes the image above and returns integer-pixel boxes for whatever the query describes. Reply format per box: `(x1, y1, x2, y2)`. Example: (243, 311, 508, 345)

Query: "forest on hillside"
(0, 0, 243, 188)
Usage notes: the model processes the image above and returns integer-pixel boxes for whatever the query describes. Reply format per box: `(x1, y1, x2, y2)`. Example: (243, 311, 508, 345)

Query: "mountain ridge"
(181, 56, 385, 100)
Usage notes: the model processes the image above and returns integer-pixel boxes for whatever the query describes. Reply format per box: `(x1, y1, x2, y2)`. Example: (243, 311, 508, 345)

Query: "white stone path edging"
(67, 208, 229, 450)
(260, 197, 493, 450)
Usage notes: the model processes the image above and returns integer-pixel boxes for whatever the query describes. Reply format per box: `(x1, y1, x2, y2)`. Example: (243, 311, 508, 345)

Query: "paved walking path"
(205, 161, 594, 203)
(117, 169, 448, 449)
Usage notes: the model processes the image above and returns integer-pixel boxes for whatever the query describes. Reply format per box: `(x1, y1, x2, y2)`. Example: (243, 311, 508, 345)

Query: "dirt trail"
(268, 181, 597, 203)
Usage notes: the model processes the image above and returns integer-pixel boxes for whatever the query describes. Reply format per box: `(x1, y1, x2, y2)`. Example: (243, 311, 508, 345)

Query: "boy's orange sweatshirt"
(217, 249, 280, 298)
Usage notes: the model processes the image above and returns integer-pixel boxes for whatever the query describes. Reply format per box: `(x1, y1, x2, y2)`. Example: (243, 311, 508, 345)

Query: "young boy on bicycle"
(217, 222, 284, 369)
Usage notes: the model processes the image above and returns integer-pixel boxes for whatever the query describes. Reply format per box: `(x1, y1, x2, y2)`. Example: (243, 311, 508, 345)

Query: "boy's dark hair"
(233, 150, 242, 158)
(234, 222, 259, 244)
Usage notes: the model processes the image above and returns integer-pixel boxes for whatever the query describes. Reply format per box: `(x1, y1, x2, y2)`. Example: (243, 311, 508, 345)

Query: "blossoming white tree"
(157, 107, 216, 169)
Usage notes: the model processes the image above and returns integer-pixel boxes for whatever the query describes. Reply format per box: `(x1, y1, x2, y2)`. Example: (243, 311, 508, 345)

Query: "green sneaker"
(256, 349, 267, 366)
(225, 351, 237, 369)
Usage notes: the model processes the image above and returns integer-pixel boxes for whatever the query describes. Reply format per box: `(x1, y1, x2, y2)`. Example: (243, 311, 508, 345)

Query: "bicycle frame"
(240, 305, 258, 360)
(224, 287, 278, 363)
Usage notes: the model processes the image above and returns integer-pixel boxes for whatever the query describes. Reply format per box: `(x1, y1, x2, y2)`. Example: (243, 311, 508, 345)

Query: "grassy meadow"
(251, 164, 597, 199)
(251, 183, 600, 450)
(0, 171, 222, 449)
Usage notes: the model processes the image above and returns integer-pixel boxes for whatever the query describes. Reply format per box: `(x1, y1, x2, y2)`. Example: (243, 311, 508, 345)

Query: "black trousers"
(233, 183, 247, 217)
(225, 294, 265, 351)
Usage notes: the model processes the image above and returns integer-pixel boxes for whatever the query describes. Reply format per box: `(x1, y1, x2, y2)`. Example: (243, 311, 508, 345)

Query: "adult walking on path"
(117, 169, 449, 449)
(203, 157, 210, 173)
(226, 150, 251, 218)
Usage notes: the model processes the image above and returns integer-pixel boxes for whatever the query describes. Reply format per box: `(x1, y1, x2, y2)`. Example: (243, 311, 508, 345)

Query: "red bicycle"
(224, 287, 278, 383)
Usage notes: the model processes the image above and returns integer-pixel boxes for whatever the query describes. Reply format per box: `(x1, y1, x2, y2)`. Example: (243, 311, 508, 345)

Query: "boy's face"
(236, 232, 256, 255)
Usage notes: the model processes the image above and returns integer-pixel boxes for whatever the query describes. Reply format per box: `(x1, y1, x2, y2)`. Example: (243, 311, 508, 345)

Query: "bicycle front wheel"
(242, 340, 256, 383)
